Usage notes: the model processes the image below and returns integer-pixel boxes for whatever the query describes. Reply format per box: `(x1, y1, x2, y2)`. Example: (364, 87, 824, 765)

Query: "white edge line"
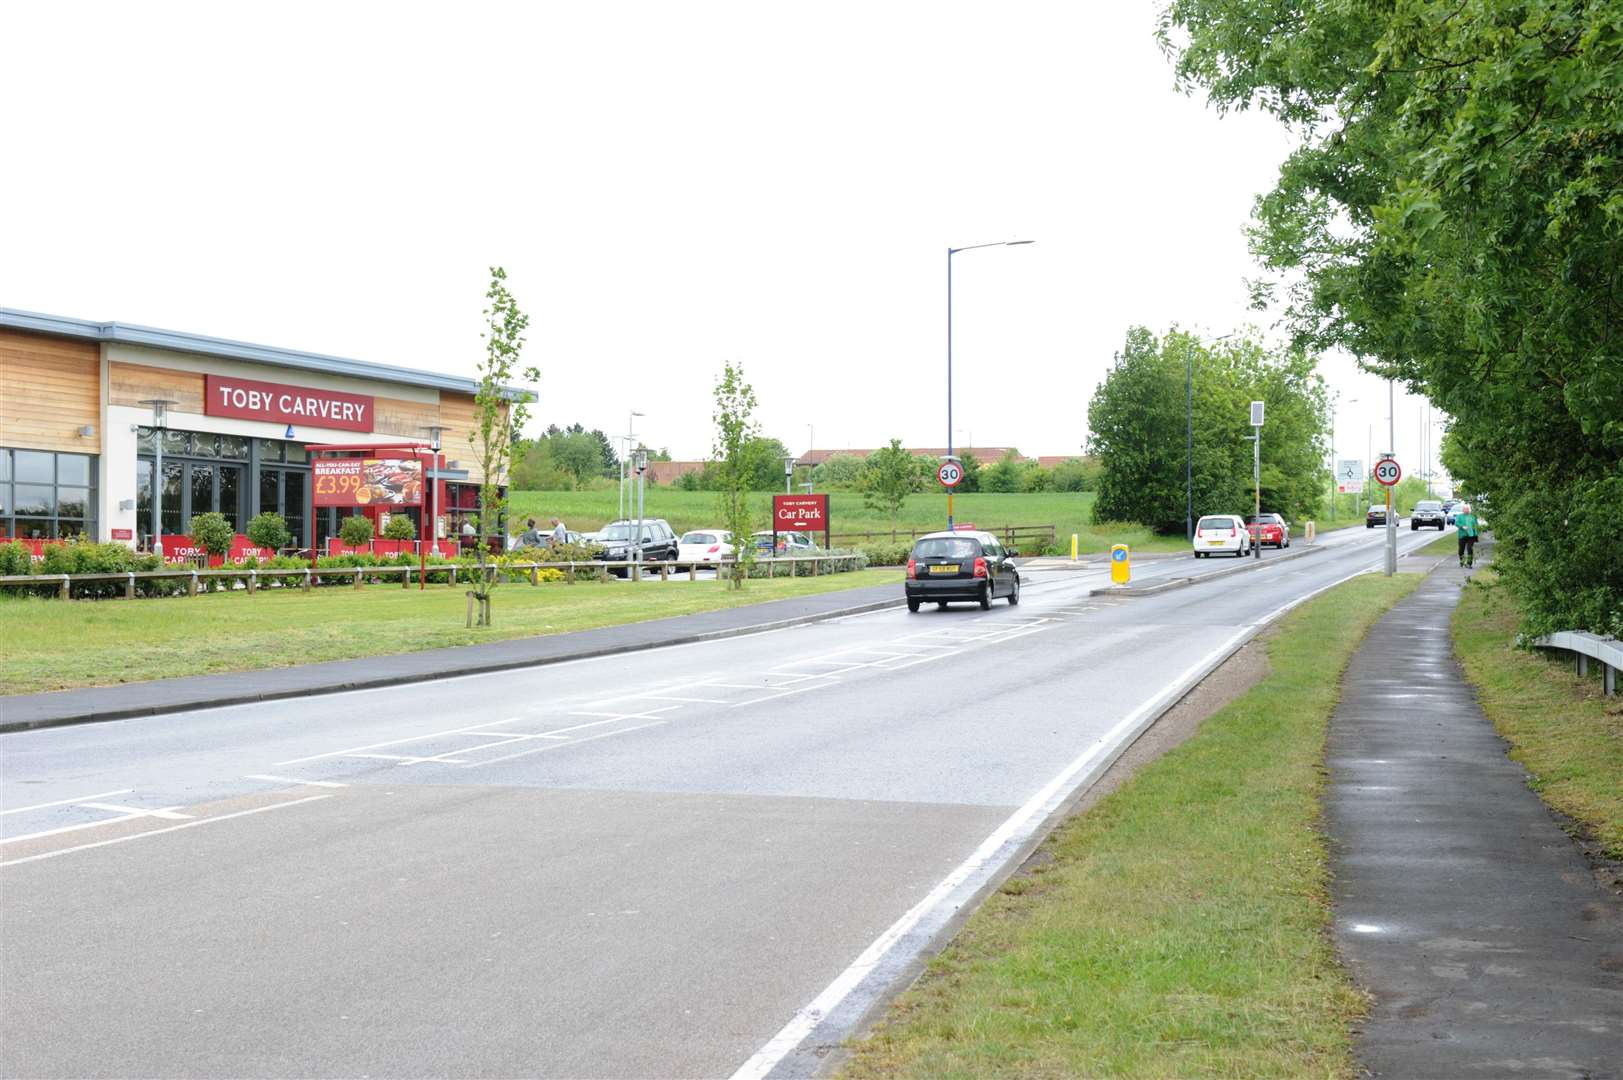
(0, 789, 134, 816)
(731, 551, 1423, 1080)
(0, 795, 333, 868)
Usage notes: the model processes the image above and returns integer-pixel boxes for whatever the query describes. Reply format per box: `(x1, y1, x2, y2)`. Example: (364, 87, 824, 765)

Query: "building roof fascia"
(0, 307, 534, 402)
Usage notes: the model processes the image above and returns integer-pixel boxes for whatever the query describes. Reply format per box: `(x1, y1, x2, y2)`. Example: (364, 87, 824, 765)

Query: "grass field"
(0, 569, 899, 695)
(516, 488, 1220, 555)
(1452, 569, 1623, 857)
(841, 572, 1423, 1079)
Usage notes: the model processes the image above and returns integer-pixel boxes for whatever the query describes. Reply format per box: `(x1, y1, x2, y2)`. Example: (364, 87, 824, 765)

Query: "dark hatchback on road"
(905, 530, 1020, 611)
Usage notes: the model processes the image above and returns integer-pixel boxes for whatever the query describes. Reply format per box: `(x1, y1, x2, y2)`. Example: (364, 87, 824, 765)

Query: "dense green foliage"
(381, 514, 417, 541)
(245, 511, 291, 551)
(1164, 0, 1623, 635)
(858, 439, 923, 521)
(188, 512, 235, 556)
(338, 513, 375, 547)
(1088, 328, 1329, 532)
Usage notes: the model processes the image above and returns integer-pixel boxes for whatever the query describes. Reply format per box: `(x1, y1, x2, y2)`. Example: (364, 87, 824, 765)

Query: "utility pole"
(1385, 379, 1397, 576)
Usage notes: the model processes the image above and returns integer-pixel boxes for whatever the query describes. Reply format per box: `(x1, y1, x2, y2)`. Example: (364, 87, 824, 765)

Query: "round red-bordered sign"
(937, 460, 964, 488)
(1373, 458, 1402, 486)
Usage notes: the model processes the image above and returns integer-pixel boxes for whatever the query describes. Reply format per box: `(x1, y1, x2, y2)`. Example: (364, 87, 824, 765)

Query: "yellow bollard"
(1110, 543, 1131, 585)
(1305, 521, 1316, 544)
(1070, 533, 1078, 561)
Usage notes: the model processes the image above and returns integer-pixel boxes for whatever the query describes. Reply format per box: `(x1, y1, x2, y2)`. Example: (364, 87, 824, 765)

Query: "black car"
(1410, 500, 1447, 530)
(1367, 504, 1388, 528)
(593, 519, 679, 575)
(905, 531, 1020, 611)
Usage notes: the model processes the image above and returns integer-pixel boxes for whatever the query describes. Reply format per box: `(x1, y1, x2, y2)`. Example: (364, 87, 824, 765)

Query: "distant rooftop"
(0, 307, 534, 400)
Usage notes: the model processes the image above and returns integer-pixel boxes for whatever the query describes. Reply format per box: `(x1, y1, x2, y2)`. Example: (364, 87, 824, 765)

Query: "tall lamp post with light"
(138, 398, 177, 559)
(418, 425, 446, 590)
(947, 239, 1033, 528)
(619, 410, 644, 522)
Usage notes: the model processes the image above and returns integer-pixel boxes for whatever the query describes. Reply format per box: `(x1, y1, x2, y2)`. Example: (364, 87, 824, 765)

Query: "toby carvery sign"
(771, 493, 828, 532)
(205, 374, 373, 433)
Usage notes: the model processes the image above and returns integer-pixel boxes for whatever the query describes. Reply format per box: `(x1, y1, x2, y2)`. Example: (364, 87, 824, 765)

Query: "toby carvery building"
(0, 308, 525, 558)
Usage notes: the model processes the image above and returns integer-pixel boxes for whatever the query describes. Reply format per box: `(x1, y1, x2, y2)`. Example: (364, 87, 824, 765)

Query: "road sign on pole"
(937, 460, 964, 488)
(1336, 458, 1365, 494)
(1250, 400, 1265, 427)
(1374, 458, 1402, 486)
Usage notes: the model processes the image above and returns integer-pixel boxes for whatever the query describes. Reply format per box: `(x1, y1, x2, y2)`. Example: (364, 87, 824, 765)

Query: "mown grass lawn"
(510, 488, 1194, 554)
(1452, 569, 1623, 857)
(0, 569, 900, 695)
(841, 572, 1423, 1080)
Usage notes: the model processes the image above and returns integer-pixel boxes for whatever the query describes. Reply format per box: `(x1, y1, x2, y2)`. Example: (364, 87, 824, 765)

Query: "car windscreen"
(1415, 501, 1443, 511)
(600, 524, 634, 540)
(1197, 517, 1235, 531)
(912, 538, 980, 560)
(681, 532, 716, 544)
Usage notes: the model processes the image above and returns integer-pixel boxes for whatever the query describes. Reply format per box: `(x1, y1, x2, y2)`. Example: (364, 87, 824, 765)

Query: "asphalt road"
(0, 522, 1441, 1079)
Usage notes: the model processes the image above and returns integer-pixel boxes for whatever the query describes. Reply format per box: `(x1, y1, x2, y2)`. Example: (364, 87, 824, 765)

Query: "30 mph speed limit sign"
(1373, 458, 1402, 486)
(937, 460, 964, 488)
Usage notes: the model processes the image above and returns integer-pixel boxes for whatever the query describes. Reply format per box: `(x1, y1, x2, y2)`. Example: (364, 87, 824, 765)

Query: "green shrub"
(857, 541, 911, 566)
(189, 512, 235, 558)
(246, 511, 292, 551)
(381, 514, 417, 541)
(0, 541, 34, 576)
(338, 514, 375, 547)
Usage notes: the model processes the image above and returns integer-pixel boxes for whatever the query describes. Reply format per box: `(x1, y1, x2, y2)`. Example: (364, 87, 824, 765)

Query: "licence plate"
(1207, 540, 1226, 546)
(928, 564, 960, 574)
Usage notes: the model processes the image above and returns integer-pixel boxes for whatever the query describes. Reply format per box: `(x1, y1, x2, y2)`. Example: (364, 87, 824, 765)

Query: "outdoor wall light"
(79, 424, 95, 437)
(118, 499, 135, 511)
(285, 424, 296, 438)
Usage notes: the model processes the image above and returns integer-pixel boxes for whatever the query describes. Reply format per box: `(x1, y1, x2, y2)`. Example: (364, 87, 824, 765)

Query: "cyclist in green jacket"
(1455, 504, 1480, 567)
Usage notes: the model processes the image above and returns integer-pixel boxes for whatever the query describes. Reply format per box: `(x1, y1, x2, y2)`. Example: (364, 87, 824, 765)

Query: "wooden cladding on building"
(107, 361, 205, 413)
(0, 329, 99, 453)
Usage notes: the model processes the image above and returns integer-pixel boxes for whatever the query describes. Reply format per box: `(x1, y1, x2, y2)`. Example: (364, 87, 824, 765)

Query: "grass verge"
(1452, 569, 1623, 858)
(1419, 530, 1460, 556)
(0, 568, 900, 695)
(841, 571, 1423, 1079)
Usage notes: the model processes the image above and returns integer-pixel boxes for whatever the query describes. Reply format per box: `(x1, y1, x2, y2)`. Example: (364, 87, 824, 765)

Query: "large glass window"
(0, 449, 98, 540)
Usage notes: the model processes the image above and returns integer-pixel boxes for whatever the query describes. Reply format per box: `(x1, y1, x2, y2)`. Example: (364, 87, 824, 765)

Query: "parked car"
(1410, 500, 1447, 530)
(1192, 514, 1253, 558)
(1367, 503, 1388, 528)
(676, 529, 734, 568)
(751, 530, 817, 555)
(1245, 513, 1291, 549)
(592, 519, 679, 575)
(905, 531, 1020, 611)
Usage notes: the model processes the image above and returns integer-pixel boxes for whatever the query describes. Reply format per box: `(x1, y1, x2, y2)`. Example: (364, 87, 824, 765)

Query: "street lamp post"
(633, 447, 649, 581)
(947, 239, 1032, 529)
(619, 410, 644, 522)
(138, 399, 177, 559)
(419, 425, 446, 590)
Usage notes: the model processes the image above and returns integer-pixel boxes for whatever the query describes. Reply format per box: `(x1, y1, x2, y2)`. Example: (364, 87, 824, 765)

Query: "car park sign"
(771, 493, 828, 533)
(937, 460, 964, 488)
(1373, 458, 1402, 486)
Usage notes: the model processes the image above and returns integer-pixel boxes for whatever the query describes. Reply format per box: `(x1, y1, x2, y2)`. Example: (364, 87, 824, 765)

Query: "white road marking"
(459, 720, 670, 767)
(272, 717, 522, 766)
(76, 802, 191, 820)
(243, 775, 349, 788)
(0, 795, 333, 868)
(0, 789, 134, 815)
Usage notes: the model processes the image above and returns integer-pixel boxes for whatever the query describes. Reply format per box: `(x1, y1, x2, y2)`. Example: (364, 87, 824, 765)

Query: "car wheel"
(907, 598, 921, 613)
(937, 601, 948, 610)
(979, 583, 992, 610)
(1283, 536, 1290, 548)
(1007, 576, 1020, 606)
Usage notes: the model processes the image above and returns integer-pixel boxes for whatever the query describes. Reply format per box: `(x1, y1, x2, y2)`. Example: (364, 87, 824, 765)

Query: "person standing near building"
(519, 518, 543, 547)
(550, 517, 568, 546)
(1455, 503, 1480, 567)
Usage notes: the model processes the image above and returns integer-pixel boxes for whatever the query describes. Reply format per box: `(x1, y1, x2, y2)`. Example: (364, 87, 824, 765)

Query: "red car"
(1246, 513, 1291, 548)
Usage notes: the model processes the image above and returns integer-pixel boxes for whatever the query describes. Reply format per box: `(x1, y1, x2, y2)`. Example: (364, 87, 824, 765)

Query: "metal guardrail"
(0, 554, 867, 600)
(1532, 631, 1620, 696)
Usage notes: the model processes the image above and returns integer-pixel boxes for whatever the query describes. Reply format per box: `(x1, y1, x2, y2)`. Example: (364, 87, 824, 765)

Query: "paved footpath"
(1326, 564, 1623, 1079)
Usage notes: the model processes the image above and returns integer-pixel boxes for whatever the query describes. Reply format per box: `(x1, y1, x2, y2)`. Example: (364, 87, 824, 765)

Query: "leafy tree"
(858, 439, 920, 523)
(245, 511, 291, 551)
(747, 437, 792, 491)
(1050, 457, 1097, 493)
(189, 512, 235, 559)
(811, 453, 867, 490)
(1164, 0, 1623, 636)
(955, 450, 982, 493)
(554, 431, 603, 486)
(1021, 465, 1053, 493)
(466, 266, 537, 626)
(338, 514, 374, 547)
(980, 451, 1028, 494)
(381, 514, 417, 541)
(712, 361, 760, 589)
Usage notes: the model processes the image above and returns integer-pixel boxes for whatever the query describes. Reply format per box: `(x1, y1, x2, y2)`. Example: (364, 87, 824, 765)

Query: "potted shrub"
(338, 514, 375, 553)
(246, 511, 292, 554)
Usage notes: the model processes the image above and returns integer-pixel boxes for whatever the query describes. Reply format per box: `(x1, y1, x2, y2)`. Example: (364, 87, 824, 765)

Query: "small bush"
(246, 511, 292, 551)
(189, 512, 235, 559)
(338, 514, 375, 547)
(381, 514, 417, 541)
(0, 541, 32, 576)
(857, 541, 912, 566)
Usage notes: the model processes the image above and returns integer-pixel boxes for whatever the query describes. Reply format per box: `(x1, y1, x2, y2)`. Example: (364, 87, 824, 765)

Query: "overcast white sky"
(1, 2, 1440, 479)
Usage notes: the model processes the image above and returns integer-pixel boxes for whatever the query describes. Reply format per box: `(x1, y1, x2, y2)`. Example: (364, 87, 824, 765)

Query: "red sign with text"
(110, 528, 133, 540)
(205, 374, 374, 432)
(312, 458, 423, 507)
(772, 493, 828, 533)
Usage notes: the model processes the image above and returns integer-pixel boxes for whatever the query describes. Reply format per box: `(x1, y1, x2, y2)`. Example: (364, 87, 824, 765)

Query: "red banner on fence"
(312, 458, 423, 507)
(772, 493, 829, 533)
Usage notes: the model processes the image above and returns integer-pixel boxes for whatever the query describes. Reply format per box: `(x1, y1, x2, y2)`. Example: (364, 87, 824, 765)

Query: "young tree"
(980, 451, 1028, 494)
(858, 439, 919, 524)
(245, 511, 291, 551)
(466, 266, 537, 627)
(711, 361, 760, 589)
(381, 514, 417, 541)
(811, 452, 867, 490)
(338, 514, 375, 547)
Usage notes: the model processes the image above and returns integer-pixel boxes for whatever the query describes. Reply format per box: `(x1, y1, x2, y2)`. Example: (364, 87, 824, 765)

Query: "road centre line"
(0, 789, 134, 815)
(0, 795, 333, 869)
(242, 775, 349, 788)
(730, 623, 1256, 1080)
